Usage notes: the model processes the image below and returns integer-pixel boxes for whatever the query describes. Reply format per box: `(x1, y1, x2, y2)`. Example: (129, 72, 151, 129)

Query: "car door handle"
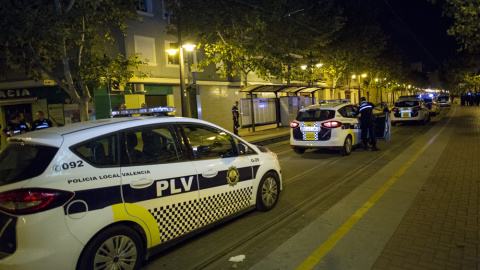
(130, 178, 154, 189)
(202, 169, 218, 178)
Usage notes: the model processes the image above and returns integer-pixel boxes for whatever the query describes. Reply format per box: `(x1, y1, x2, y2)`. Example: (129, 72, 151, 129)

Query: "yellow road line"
(296, 116, 451, 269)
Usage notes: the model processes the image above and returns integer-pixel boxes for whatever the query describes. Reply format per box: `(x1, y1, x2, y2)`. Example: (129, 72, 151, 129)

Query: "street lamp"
(166, 43, 196, 117)
(301, 63, 323, 87)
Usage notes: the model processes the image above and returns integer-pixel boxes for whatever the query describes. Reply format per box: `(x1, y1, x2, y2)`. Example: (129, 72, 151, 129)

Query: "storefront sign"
(0, 89, 31, 99)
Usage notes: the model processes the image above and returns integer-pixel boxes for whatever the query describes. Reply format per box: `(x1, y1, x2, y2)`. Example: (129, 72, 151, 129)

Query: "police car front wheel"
(256, 172, 280, 212)
(77, 225, 145, 270)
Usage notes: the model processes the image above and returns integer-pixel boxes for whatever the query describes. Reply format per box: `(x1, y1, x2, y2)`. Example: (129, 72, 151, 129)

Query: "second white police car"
(0, 106, 282, 270)
(290, 99, 391, 156)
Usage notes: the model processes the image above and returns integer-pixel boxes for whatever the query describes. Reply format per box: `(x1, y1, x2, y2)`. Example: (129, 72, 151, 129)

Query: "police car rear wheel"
(340, 136, 352, 156)
(78, 225, 145, 270)
(293, 147, 305, 154)
(256, 172, 280, 212)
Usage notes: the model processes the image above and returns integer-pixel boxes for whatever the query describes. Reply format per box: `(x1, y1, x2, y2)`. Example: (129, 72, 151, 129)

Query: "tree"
(435, 0, 480, 52)
(0, 0, 142, 121)
(164, 0, 343, 87)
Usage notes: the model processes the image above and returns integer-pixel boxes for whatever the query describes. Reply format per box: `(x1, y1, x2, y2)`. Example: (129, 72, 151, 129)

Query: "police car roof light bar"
(111, 106, 176, 116)
(318, 99, 350, 104)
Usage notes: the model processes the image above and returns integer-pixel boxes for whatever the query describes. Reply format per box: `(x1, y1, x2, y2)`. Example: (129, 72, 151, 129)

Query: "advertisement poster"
(47, 104, 65, 126)
(64, 104, 80, 125)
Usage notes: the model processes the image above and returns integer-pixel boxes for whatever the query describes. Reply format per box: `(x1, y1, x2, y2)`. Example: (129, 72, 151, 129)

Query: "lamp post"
(166, 43, 196, 118)
(301, 63, 323, 87)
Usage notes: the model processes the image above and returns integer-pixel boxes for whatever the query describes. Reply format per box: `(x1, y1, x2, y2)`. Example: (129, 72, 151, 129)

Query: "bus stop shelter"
(240, 84, 325, 131)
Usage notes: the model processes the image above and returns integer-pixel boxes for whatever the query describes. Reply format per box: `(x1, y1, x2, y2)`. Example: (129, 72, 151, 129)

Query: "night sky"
(375, 0, 457, 72)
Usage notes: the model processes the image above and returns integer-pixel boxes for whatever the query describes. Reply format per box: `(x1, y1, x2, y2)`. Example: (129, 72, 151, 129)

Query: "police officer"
(232, 101, 240, 136)
(33, 111, 53, 130)
(358, 97, 379, 151)
(4, 112, 29, 137)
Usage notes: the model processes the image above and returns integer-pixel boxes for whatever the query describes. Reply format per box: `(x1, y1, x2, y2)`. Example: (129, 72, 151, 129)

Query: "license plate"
(302, 126, 320, 132)
(402, 112, 410, 118)
(305, 132, 316, 140)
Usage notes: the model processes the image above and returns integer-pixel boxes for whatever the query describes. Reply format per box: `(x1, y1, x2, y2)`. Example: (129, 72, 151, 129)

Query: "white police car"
(0, 107, 282, 270)
(290, 99, 391, 156)
(436, 95, 451, 107)
(391, 96, 431, 126)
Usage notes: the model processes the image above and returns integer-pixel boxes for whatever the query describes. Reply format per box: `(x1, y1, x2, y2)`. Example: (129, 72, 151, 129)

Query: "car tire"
(340, 135, 352, 156)
(256, 172, 280, 212)
(77, 225, 145, 270)
(293, 147, 306, 154)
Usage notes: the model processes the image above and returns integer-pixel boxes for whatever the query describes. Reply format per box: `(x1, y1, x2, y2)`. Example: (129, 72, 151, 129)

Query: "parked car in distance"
(436, 95, 451, 106)
(421, 97, 440, 116)
(391, 96, 430, 126)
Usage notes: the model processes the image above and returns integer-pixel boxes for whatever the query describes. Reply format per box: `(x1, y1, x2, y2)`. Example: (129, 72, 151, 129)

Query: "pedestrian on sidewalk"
(358, 97, 379, 151)
(232, 101, 240, 136)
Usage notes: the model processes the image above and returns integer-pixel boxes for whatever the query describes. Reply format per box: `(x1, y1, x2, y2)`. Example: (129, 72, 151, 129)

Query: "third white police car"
(290, 99, 391, 155)
(0, 107, 282, 270)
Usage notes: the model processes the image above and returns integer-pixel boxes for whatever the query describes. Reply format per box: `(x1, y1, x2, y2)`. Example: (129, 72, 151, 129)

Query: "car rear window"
(395, 100, 419, 107)
(296, 109, 335, 121)
(438, 96, 449, 101)
(0, 143, 58, 186)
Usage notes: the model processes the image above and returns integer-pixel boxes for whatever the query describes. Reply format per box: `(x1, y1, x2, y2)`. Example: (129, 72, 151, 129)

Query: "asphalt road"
(140, 107, 449, 270)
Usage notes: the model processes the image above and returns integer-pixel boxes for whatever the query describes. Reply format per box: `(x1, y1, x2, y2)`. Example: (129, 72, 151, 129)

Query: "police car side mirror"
(238, 143, 247, 155)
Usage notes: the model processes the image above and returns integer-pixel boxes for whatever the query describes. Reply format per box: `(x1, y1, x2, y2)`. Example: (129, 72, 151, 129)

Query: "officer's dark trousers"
(361, 121, 376, 145)
(233, 120, 239, 135)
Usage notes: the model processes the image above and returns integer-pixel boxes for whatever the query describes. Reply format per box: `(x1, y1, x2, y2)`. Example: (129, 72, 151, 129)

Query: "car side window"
(73, 135, 118, 167)
(120, 125, 182, 166)
(344, 106, 357, 118)
(183, 124, 237, 160)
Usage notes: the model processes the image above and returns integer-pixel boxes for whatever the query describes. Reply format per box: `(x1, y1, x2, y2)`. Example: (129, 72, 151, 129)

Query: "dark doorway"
(145, 95, 167, 107)
(4, 104, 33, 124)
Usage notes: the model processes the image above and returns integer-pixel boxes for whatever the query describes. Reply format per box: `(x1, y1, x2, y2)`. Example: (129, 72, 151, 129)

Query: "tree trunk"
(78, 98, 90, 122)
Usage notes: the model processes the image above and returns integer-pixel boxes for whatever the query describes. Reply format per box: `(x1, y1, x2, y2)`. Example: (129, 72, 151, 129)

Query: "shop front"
(0, 86, 75, 147)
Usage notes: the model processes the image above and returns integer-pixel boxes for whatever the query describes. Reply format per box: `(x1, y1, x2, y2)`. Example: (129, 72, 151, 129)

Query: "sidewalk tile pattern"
(372, 106, 480, 269)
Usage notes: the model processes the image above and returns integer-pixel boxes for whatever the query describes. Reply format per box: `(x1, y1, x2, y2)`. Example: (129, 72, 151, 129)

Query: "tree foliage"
(0, 0, 142, 120)
(164, 0, 343, 87)
(438, 0, 480, 52)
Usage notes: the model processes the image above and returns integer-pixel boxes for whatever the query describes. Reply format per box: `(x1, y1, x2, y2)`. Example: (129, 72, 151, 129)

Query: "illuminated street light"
(301, 65, 308, 70)
(166, 42, 197, 117)
(182, 44, 196, 51)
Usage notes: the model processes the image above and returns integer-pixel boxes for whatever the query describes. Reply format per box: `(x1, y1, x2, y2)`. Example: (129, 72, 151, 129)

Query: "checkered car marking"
(148, 187, 253, 243)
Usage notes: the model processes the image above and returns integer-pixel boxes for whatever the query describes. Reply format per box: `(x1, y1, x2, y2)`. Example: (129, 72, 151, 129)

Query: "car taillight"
(322, 121, 342, 128)
(392, 107, 399, 112)
(0, 188, 74, 215)
(290, 122, 299, 128)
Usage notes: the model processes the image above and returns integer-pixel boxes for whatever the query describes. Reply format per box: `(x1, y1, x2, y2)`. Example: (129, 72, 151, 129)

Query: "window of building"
(135, 35, 157, 66)
(165, 41, 180, 66)
(136, 0, 153, 16)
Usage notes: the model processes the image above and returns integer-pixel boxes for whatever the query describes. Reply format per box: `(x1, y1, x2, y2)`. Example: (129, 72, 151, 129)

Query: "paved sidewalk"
(237, 124, 290, 145)
(373, 105, 480, 270)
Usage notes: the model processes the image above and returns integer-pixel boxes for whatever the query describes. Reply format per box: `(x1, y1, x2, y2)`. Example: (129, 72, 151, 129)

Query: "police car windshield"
(423, 98, 433, 103)
(296, 109, 335, 121)
(0, 144, 58, 186)
(395, 100, 419, 107)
